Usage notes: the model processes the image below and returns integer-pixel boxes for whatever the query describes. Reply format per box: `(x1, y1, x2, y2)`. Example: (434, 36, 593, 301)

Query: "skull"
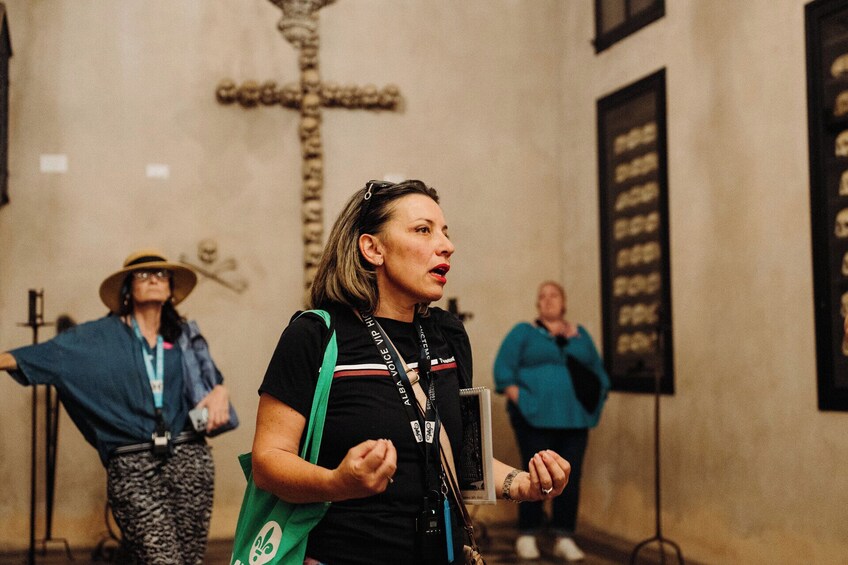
(339, 84, 358, 107)
(642, 121, 657, 144)
(302, 92, 321, 118)
(840, 171, 848, 196)
(835, 208, 848, 238)
(632, 303, 647, 326)
(842, 292, 848, 318)
(614, 191, 631, 211)
(304, 242, 323, 266)
(613, 276, 628, 297)
(301, 69, 321, 92)
(836, 91, 848, 117)
(303, 221, 323, 244)
(321, 81, 340, 105)
(613, 134, 628, 156)
(302, 133, 322, 158)
(303, 177, 322, 199)
(645, 272, 661, 294)
(299, 117, 319, 140)
(618, 305, 633, 326)
(237, 80, 260, 107)
(616, 248, 631, 268)
(645, 302, 659, 325)
(615, 163, 631, 184)
(299, 44, 319, 69)
(304, 265, 318, 289)
(616, 334, 631, 355)
(629, 215, 646, 237)
(260, 81, 279, 105)
(643, 152, 659, 173)
(645, 211, 660, 233)
(360, 84, 379, 107)
(843, 252, 848, 276)
(628, 244, 643, 265)
(631, 332, 649, 353)
(643, 242, 661, 263)
(303, 199, 322, 223)
(836, 131, 848, 157)
(642, 182, 659, 202)
(378, 85, 401, 109)
(215, 79, 238, 104)
(832, 53, 848, 78)
(627, 275, 646, 296)
(280, 82, 302, 109)
(302, 158, 322, 181)
(614, 219, 629, 240)
(197, 238, 218, 265)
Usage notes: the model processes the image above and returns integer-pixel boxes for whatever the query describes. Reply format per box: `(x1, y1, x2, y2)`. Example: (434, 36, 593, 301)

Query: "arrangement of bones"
(613, 121, 657, 155)
(179, 238, 248, 294)
(615, 181, 659, 211)
(215, 0, 402, 302)
(608, 118, 666, 357)
(617, 331, 658, 355)
(614, 211, 660, 240)
(613, 273, 662, 297)
(614, 151, 659, 184)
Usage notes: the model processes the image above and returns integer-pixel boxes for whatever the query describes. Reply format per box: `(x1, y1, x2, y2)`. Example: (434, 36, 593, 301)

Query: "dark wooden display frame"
(806, 0, 848, 411)
(597, 69, 674, 394)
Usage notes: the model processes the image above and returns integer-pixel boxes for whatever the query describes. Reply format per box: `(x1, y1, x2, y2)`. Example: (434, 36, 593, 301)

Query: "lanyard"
(361, 313, 455, 561)
(360, 313, 441, 474)
(131, 317, 164, 411)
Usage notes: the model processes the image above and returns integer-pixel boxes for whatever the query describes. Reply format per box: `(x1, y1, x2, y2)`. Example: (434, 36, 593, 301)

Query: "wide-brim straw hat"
(99, 248, 197, 313)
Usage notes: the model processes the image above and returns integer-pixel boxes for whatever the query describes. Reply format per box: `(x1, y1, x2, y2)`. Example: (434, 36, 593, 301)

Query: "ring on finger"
(541, 486, 553, 495)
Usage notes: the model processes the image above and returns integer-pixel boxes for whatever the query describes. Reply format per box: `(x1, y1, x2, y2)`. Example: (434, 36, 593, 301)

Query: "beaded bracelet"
(502, 468, 522, 503)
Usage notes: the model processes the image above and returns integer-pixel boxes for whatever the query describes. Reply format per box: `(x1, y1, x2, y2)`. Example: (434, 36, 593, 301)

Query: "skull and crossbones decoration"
(179, 239, 248, 293)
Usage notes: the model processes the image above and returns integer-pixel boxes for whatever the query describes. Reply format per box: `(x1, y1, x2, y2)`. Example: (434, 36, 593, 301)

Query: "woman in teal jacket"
(494, 281, 610, 562)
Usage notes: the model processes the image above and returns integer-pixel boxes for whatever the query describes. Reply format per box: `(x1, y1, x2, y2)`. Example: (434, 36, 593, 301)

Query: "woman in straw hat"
(0, 248, 233, 565)
(252, 180, 571, 565)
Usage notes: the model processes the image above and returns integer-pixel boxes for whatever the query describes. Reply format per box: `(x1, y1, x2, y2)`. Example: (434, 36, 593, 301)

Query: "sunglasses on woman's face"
(133, 269, 172, 281)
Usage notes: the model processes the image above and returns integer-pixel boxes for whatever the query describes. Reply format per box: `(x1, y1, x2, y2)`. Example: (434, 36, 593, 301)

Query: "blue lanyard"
(131, 317, 164, 410)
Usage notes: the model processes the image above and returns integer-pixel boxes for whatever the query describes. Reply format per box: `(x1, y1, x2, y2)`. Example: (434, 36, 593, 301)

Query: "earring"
(123, 295, 130, 306)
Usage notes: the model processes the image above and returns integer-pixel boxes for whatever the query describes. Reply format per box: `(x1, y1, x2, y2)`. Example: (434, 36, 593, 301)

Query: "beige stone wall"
(0, 0, 562, 550)
(561, 1, 848, 564)
(1, 1, 846, 563)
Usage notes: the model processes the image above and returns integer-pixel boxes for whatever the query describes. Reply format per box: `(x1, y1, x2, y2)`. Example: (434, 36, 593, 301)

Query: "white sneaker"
(515, 534, 541, 560)
(553, 537, 586, 561)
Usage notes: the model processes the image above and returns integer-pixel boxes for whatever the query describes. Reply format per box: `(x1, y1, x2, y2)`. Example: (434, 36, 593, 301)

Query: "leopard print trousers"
(107, 442, 215, 565)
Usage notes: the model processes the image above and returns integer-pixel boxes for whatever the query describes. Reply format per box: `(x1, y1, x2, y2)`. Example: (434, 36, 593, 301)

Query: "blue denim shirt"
(10, 315, 188, 465)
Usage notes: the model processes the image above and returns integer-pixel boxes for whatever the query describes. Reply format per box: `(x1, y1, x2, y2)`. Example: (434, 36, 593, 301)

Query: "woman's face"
(372, 193, 455, 308)
(130, 270, 172, 308)
(537, 283, 566, 320)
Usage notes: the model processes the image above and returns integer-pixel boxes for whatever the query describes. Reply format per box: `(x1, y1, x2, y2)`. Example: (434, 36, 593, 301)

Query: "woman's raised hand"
(514, 450, 571, 502)
(333, 439, 397, 500)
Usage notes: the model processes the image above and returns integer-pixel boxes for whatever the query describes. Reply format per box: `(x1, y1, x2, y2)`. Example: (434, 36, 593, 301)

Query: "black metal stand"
(628, 339, 683, 565)
(18, 290, 73, 563)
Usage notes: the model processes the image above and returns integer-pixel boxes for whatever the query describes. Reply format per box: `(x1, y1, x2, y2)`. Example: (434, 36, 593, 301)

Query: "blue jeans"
(507, 403, 588, 535)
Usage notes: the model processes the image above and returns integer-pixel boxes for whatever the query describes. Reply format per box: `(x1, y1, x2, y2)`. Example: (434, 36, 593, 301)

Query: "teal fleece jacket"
(493, 322, 610, 429)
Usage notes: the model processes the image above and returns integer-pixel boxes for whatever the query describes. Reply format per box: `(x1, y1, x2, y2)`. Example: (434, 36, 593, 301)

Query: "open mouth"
(430, 264, 450, 282)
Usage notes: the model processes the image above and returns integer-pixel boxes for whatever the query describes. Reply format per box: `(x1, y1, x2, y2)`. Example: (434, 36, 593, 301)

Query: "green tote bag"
(230, 310, 337, 565)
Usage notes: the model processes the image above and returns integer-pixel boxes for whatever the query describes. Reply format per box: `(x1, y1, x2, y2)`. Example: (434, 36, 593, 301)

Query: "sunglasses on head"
(358, 180, 395, 231)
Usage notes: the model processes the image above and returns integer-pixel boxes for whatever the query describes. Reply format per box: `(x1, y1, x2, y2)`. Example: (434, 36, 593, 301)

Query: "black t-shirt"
(259, 304, 469, 565)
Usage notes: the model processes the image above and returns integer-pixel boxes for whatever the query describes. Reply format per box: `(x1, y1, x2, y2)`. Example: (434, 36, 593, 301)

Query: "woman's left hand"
(196, 384, 231, 433)
(514, 450, 571, 502)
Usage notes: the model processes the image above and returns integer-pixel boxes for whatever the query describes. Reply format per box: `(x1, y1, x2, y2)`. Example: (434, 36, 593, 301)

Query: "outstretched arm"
(0, 352, 17, 372)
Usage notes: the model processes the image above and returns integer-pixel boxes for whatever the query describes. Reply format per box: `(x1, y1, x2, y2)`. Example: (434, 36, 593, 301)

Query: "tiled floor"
(0, 524, 688, 565)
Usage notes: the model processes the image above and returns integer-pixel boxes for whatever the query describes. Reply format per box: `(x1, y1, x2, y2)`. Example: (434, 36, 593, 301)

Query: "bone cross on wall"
(215, 0, 403, 303)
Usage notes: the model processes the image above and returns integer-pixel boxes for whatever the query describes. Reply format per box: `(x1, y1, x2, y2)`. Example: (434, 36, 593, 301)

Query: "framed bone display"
(806, 0, 848, 411)
(597, 69, 674, 394)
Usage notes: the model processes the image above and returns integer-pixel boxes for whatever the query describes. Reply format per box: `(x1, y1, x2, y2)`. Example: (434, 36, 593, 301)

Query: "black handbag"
(565, 354, 602, 413)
